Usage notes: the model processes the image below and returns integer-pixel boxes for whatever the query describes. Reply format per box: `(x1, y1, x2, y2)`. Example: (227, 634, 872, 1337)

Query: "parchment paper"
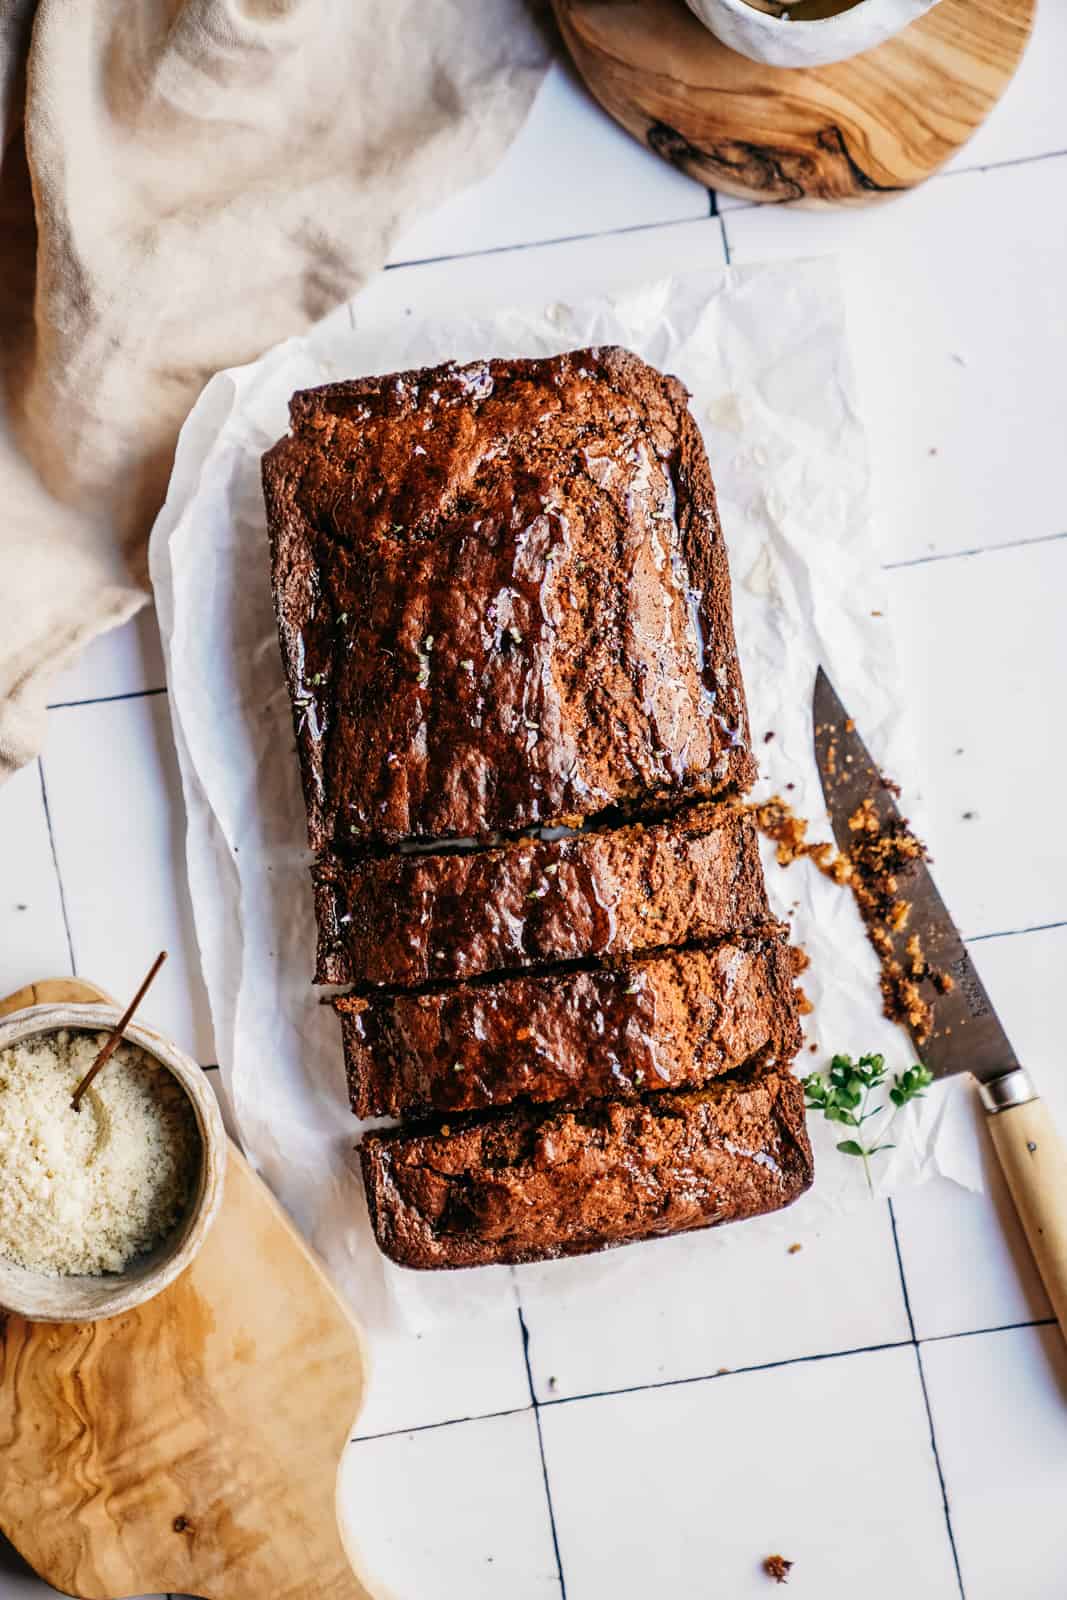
(150, 260, 977, 1333)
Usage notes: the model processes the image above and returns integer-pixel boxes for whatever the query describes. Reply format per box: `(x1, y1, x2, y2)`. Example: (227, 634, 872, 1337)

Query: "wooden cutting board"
(553, 0, 1035, 205)
(0, 978, 372, 1600)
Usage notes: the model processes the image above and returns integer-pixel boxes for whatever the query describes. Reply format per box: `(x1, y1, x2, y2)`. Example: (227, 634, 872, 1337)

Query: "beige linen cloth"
(0, 0, 550, 775)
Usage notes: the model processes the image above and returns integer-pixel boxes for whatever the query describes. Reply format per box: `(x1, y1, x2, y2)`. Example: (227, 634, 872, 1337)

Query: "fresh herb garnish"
(802, 1053, 933, 1191)
(889, 1061, 934, 1106)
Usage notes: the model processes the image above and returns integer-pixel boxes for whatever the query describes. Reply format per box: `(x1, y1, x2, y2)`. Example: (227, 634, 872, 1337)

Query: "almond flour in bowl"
(0, 1004, 227, 1318)
(0, 1027, 202, 1276)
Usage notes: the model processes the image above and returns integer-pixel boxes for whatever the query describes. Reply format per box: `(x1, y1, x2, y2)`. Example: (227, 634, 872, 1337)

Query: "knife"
(813, 666, 1067, 1340)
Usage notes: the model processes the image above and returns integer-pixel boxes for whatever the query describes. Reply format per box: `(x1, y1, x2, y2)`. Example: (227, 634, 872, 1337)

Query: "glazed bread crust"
(360, 1072, 813, 1270)
(264, 346, 810, 1273)
(264, 347, 755, 852)
(337, 936, 801, 1120)
(312, 803, 769, 987)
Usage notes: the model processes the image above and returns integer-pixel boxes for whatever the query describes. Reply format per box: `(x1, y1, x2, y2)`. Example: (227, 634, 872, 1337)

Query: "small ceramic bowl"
(685, 0, 944, 68)
(0, 1002, 227, 1322)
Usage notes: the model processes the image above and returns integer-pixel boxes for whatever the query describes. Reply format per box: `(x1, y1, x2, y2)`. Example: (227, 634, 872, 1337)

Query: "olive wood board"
(552, 0, 1035, 206)
(0, 977, 373, 1600)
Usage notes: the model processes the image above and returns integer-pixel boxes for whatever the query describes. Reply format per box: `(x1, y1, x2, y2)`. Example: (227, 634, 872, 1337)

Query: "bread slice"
(313, 802, 768, 987)
(336, 935, 801, 1120)
(263, 347, 755, 852)
(360, 1071, 813, 1270)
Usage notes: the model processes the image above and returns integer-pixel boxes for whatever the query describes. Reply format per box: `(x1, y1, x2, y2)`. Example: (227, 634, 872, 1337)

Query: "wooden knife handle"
(987, 1090, 1067, 1338)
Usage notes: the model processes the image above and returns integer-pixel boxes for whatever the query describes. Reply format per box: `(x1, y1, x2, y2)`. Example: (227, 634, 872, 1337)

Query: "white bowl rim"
(702, 0, 890, 29)
(0, 1002, 227, 1323)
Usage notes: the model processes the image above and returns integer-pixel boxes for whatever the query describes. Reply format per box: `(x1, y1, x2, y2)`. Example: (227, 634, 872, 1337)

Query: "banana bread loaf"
(336, 935, 801, 1119)
(263, 347, 755, 852)
(360, 1071, 813, 1270)
(313, 803, 768, 987)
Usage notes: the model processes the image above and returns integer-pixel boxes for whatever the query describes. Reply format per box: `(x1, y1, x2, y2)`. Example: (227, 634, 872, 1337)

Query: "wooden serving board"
(553, 0, 1035, 205)
(0, 978, 372, 1600)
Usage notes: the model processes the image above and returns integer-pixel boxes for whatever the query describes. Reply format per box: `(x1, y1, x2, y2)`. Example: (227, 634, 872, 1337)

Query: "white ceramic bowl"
(685, 0, 944, 68)
(0, 1003, 227, 1322)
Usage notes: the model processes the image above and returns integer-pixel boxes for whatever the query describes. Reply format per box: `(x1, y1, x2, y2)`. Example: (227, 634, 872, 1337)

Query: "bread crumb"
(764, 1554, 794, 1584)
(747, 787, 951, 1044)
(787, 1242, 802, 1255)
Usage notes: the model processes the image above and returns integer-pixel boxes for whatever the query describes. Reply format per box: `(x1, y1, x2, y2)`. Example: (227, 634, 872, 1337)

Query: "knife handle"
(984, 1075, 1067, 1338)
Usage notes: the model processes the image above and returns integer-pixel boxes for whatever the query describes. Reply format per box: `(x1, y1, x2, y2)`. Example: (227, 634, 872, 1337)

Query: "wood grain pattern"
(0, 979, 371, 1600)
(989, 1096, 1067, 1346)
(553, 0, 1035, 205)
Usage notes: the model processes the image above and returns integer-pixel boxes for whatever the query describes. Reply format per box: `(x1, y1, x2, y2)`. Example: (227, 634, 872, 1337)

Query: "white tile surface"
(889, 536, 1067, 941)
(922, 1324, 1067, 1600)
(0, 760, 71, 999)
(353, 1309, 530, 1439)
(540, 1345, 959, 1599)
(47, 606, 166, 706)
(943, 0, 1067, 174)
(519, 1203, 909, 1402)
(892, 924, 1067, 1339)
(339, 1411, 560, 1600)
(390, 59, 708, 265)
(724, 160, 1067, 565)
(38, 695, 215, 1062)
(2, 78, 1065, 1600)
(361, 214, 726, 327)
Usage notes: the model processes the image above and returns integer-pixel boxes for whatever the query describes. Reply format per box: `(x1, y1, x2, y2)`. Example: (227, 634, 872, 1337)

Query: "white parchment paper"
(150, 260, 977, 1334)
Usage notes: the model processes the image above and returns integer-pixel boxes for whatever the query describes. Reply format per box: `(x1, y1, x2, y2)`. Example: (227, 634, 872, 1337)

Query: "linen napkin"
(0, 0, 550, 775)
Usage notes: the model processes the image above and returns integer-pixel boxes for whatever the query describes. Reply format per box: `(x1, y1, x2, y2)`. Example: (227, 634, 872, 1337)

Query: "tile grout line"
(884, 528, 1067, 571)
(924, 1316, 1056, 1345)
(961, 145, 1067, 177)
(349, 1403, 530, 1445)
(968, 918, 1067, 945)
(36, 757, 77, 978)
(345, 1314, 1059, 1446)
(888, 1199, 966, 1600)
(539, 1335, 915, 1407)
(517, 1298, 568, 1600)
(386, 208, 718, 273)
(701, 146, 1067, 217)
(47, 685, 168, 710)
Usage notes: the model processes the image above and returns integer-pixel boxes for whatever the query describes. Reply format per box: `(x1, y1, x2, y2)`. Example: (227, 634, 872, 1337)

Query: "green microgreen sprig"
(802, 1053, 933, 1192)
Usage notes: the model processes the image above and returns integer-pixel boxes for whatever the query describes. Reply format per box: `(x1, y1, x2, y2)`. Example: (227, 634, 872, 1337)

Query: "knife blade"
(813, 665, 1067, 1350)
(812, 665, 1019, 1089)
